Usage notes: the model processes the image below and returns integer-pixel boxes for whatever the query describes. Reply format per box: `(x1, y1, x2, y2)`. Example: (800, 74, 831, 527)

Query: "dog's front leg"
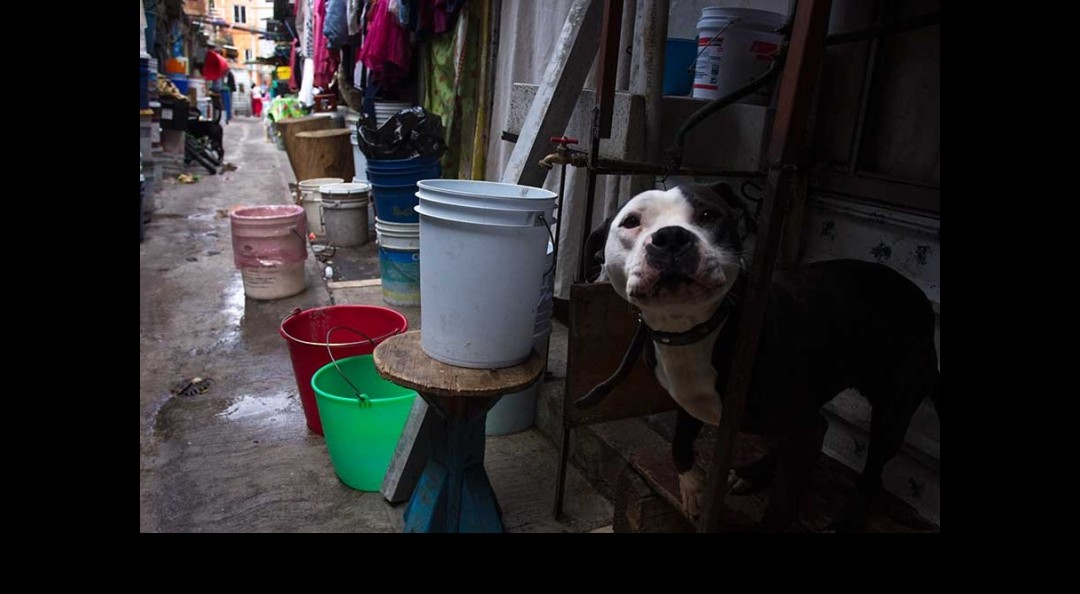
(673, 407, 705, 517)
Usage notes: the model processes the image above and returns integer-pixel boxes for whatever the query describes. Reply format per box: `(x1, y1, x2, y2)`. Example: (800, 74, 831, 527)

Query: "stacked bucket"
(414, 180, 556, 371)
(368, 156, 440, 307)
(486, 241, 556, 435)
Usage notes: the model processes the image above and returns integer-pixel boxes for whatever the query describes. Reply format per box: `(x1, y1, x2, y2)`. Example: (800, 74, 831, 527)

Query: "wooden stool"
(275, 115, 336, 178)
(293, 128, 354, 182)
(373, 331, 544, 533)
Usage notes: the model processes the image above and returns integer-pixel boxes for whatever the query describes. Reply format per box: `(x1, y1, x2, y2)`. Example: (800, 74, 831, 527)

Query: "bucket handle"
(538, 213, 557, 276)
(687, 18, 740, 74)
(324, 326, 380, 408)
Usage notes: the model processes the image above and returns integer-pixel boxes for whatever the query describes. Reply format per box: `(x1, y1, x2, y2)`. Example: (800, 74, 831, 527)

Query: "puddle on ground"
(217, 391, 296, 423)
(222, 277, 245, 327)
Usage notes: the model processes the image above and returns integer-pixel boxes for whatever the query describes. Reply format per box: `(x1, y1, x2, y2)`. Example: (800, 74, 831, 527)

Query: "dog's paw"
(679, 468, 706, 518)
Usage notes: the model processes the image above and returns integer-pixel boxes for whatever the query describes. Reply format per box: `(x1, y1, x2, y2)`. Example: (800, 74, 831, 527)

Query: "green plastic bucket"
(311, 354, 417, 491)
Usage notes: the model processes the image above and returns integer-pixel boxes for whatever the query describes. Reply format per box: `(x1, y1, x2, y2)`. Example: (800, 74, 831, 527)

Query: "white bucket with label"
(693, 7, 784, 105)
(297, 177, 344, 236)
(486, 241, 556, 435)
(320, 182, 372, 247)
(414, 180, 556, 369)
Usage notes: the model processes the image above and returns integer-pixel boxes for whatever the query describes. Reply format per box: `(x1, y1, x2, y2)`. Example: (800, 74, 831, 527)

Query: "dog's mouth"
(629, 270, 722, 302)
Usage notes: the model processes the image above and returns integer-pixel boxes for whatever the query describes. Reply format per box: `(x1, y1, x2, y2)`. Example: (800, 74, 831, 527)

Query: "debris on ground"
(221, 162, 238, 172)
(170, 377, 216, 397)
(178, 173, 200, 184)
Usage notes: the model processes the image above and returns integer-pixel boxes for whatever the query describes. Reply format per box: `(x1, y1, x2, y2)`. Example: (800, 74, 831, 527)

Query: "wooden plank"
(564, 282, 677, 426)
(698, 0, 835, 533)
(326, 278, 382, 290)
(381, 398, 434, 504)
(499, 0, 604, 187)
(623, 430, 939, 532)
(612, 465, 694, 533)
(373, 332, 544, 398)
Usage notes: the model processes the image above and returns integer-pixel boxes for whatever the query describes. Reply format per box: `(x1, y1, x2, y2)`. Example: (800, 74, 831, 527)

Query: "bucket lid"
(416, 179, 557, 202)
(299, 177, 345, 190)
(699, 7, 784, 27)
(321, 182, 372, 195)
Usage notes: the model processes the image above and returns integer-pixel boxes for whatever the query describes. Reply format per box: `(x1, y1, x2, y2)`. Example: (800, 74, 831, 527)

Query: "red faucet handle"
(550, 136, 579, 146)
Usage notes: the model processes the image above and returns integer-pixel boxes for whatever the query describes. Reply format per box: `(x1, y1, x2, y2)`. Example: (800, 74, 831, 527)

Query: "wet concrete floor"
(139, 118, 612, 532)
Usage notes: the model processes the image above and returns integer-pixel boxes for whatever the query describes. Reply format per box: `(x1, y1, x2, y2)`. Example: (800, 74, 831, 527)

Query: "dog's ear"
(708, 181, 758, 235)
(583, 216, 613, 283)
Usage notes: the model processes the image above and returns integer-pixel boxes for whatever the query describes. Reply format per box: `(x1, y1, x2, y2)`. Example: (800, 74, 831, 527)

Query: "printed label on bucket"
(379, 247, 420, 306)
(694, 37, 723, 91)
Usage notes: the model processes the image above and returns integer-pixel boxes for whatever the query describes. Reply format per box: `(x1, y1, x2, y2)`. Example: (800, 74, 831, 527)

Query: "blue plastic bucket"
(168, 73, 189, 94)
(376, 218, 420, 306)
(366, 156, 441, 223)
(140, 60, 151, 109)
(366, 155, 442, 184)
(663, 38, 697, 96)
(371, 183, 423, 224)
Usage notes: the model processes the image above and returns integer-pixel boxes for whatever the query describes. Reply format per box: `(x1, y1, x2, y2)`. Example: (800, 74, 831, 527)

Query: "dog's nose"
(648, 226, 697, 258)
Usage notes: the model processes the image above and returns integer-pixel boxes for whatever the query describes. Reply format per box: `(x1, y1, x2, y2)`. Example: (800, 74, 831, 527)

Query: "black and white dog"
(578, 182, 940, 532)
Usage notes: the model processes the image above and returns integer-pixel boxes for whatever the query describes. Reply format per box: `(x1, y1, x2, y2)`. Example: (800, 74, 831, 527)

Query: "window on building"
(245, 49, 253, 62)
(234, 6, 247, 23)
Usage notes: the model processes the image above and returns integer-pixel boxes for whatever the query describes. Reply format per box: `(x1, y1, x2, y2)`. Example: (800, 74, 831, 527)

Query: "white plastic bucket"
(297, 177, 344, 236)
(354, 176, 377, 229)
(374, 101, 412, 127)
(414, 181, 555, 369)
(323, 198, 370, 247)
(345, 111, 369, 181)
(321, 183, 372, 247)
(417, 194, 548, 227)
(485, 329, 552, 436)
(376, 218, 420, 306)
(417, 179, 557, 212)
(693, 7, 784, 104)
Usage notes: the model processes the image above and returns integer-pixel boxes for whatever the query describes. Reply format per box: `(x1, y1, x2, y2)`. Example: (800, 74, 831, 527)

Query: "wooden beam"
(697, 0, 834, 533)
(499, 0, 604, 187)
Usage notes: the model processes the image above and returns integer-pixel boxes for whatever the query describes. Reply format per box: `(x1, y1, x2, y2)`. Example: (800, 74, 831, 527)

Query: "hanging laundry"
(313, 0, 341, 89)
(359, 0, 410, 75)
(324, 0, 351, 49)
(347, 0, 362, 36)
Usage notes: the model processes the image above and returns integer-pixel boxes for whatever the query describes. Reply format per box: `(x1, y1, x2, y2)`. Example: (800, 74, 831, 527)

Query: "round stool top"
(373, 331, 544, 398)
(296, 128, 351, 139)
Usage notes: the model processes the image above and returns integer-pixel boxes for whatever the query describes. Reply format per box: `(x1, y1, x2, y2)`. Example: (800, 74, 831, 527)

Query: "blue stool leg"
(404, 394, 503, 533)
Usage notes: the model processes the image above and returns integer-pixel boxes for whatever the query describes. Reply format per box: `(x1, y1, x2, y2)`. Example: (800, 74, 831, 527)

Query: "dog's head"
(586, 183, 756, 321)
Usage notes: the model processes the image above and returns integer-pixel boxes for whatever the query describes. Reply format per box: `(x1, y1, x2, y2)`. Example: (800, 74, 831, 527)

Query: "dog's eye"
(619, 214, 640, 229)
(698, 209, 720, 223)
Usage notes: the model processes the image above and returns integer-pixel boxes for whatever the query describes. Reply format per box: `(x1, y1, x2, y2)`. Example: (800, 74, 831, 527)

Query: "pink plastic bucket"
(229, 205, 309, 300)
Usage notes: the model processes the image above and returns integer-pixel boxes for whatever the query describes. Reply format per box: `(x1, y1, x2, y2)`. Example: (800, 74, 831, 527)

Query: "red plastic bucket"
(279, 305, 408, 435)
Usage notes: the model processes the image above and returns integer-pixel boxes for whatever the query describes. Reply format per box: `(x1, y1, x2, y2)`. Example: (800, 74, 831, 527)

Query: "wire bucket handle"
(324, 326, 381, 407)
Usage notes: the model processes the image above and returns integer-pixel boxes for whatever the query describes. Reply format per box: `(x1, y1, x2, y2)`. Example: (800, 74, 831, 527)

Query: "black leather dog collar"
(644, 295, 734, 347)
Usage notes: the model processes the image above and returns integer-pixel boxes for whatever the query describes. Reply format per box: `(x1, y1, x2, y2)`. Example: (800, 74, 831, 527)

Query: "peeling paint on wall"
(871, 241, 892, 262)
(915, 245, 931, 266)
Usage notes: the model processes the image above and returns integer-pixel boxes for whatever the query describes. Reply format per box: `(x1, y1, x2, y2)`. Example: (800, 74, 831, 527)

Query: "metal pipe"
(668, 57, 784, 167)
(591, 158, 764, 178)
